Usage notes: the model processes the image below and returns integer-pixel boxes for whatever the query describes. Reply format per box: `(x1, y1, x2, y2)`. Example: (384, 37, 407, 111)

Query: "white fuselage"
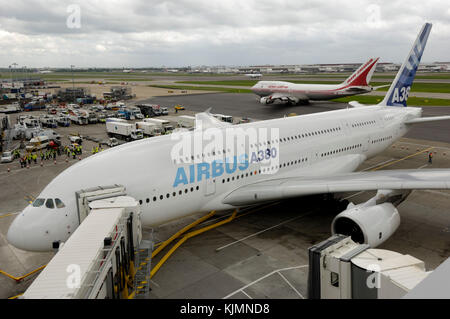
(252, 80, 372, 101)
(7, 105, 422, 251)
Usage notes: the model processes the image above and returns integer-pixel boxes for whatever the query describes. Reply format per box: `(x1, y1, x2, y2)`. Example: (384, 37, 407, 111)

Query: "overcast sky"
(1, 0, 449, 68)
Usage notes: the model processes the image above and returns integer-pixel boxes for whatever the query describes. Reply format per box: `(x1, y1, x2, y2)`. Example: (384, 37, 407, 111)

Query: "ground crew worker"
(72, 150, 76, 159)
(27, 154, 31, 165)
(20, 157, 24, 168)
(40, 151, 44, 161)
(33, 153, 37, 164)
(428, 152, 433, 164)
(53, 150, 56, 160)
(92, 146, 96, 154)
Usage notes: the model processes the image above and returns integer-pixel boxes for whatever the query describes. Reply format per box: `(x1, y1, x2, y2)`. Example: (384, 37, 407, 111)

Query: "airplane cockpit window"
(55, 198, 65, 208)
(32, 198, 45, 207)
(45, 198, 55, 209)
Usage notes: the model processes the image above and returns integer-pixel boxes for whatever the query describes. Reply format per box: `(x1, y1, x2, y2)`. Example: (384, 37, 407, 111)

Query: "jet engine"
(331, 190, 411, 247)
(260, 97, 274, 104)
(285, 97, 300, 105)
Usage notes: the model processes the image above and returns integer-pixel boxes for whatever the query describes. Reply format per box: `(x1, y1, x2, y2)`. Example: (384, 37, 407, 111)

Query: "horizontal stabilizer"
(405, 116, 450, 124)
(372, 84, 390, 90)
(348, 101, 367, 108)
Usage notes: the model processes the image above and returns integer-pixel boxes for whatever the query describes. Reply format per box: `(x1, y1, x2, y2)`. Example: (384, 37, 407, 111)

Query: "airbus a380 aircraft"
(7, 23, 450, 252)
(252, 57, 381, 105)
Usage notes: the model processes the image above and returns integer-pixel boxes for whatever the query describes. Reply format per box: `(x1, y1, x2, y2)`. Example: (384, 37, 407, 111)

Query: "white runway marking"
(223, 265, 308, 299)
(278, 272, 304, 299)
(215, 211, 313, 252)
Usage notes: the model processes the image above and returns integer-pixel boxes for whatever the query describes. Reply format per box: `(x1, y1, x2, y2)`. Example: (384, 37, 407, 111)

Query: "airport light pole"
(10, 63, 18, 87)
(71, 64, 75, 103)
(23, 66, 27, 93)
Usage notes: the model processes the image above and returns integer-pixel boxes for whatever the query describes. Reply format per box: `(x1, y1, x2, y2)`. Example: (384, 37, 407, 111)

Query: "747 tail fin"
(379, 23, 432, 107)
(342, 57, 379, 87)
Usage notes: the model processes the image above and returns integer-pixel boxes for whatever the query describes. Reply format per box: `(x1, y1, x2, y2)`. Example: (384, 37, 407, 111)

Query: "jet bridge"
(308, 235, 431, 299)
(75, 185, 127, 224)
(22, 195, 153, 299)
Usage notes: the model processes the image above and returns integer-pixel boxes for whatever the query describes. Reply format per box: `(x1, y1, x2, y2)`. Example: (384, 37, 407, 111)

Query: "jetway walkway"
(22, 186, 153, 299)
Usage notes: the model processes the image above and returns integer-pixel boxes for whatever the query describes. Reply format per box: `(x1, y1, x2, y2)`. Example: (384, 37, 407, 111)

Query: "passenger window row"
(352, 120, 376, 128)
(372, 136, 393, 144)
(320, 144, 362, 158)
(139, 185, 200, 205)
(173, 128, 342, 164)
(279, 127, 342, 143)
(220, 157, 308, 184)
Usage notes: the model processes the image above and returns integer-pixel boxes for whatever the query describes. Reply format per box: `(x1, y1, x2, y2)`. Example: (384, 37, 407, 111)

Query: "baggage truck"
(176, 115, 195, 128)
(106, 121, 143, 141)
(135, 121, 163, 137)
(143, 118, 174, 133)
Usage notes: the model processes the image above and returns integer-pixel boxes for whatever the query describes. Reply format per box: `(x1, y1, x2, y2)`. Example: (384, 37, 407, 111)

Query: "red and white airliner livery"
(252, 57, 381, 105)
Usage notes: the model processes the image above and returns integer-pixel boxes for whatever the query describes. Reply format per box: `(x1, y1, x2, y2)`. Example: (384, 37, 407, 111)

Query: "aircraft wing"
(195, 110, 233, 129)
(222, 169, 450, 206)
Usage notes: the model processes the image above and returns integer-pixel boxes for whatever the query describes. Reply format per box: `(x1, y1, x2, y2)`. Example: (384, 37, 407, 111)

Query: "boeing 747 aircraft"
(7, 23, 450, 252)
(252, 57, 381, 105)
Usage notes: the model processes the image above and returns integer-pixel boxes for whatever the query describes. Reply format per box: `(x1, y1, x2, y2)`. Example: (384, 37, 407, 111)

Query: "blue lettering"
(258, 150, 264, 161)
(189, 164, 195, 183)
(238, 154, 249, 171)
(271, 147, 277, 158)
(212, 160, 224, 178)
(197, 163, 210, 182)
(225, 156, 237, 174)
(173, 167, 188, 187)
(251, 152, 258, 163)
(173, 148, 278, 188)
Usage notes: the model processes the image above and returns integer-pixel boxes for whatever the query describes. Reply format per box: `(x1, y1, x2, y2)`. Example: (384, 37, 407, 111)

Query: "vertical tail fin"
(379, 23, 432, 107)
(342, 57, 379, 87)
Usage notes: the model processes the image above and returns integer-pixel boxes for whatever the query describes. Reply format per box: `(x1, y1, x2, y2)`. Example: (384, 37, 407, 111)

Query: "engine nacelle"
(260, 96, 273, 104)
(286, 97, 299, 105)
(331, 203, 400, 248)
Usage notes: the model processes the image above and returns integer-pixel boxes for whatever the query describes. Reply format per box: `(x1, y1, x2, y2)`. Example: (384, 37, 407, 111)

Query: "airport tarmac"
(0, 93, 449, 299)
(140, 93, 450, 143)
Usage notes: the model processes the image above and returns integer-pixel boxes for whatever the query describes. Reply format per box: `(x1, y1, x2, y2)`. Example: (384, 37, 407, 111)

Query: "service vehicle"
(106, 121, 143, 141)
(1, 151, 14, 163)
(135, 121, 163, 137)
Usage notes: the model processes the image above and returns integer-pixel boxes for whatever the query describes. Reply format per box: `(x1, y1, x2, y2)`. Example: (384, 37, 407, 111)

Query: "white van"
(26, 136, 50, 152)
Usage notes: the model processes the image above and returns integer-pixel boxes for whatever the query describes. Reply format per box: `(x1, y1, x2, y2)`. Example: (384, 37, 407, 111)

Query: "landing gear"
(295, 100, 310, 106)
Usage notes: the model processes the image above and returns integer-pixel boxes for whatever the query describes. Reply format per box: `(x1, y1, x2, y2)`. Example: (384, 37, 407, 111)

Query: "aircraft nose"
(7, 211, 51, 252)
(7, 216, 27, 250)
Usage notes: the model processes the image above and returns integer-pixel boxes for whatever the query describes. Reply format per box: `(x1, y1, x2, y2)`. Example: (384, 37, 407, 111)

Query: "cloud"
(0, 0, 449, 67)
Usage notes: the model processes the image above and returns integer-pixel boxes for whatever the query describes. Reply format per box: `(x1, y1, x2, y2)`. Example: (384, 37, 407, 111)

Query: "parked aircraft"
(8, 23, 450, 252)
(252, 57, 381, 105)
